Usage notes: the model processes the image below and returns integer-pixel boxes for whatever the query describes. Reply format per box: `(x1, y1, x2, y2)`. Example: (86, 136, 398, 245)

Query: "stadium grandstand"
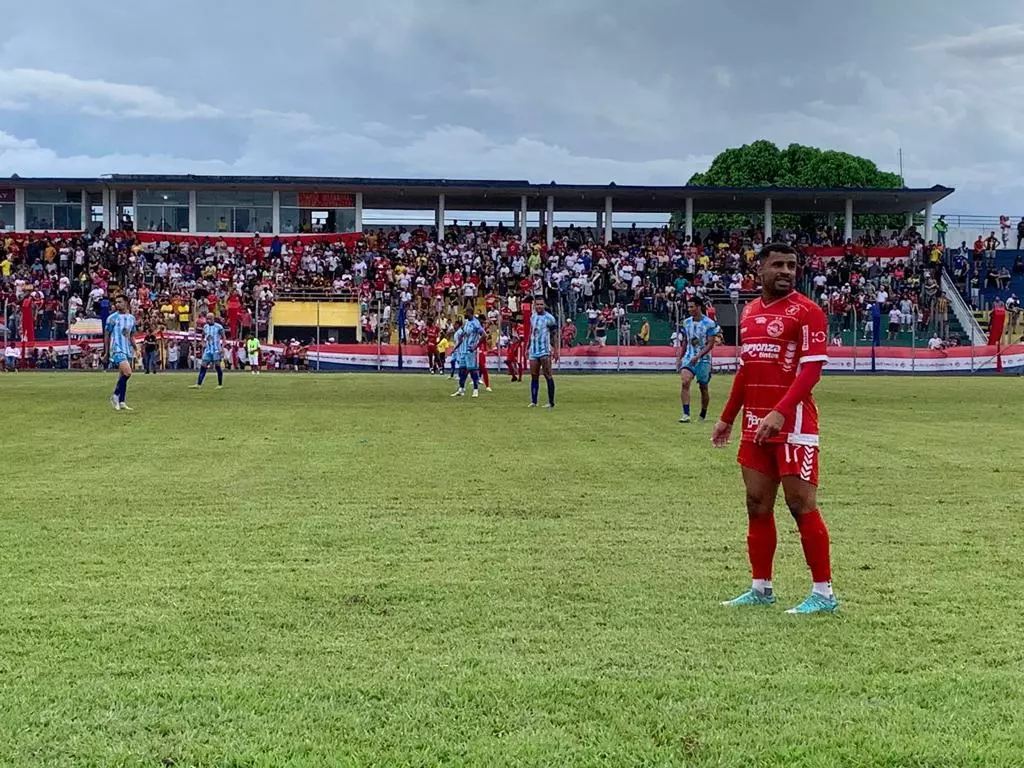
(1, 174, 1020, 373)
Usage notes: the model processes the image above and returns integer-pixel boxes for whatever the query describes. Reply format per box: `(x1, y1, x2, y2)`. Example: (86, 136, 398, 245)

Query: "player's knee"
(745, 491, 773, 518)
(784, 492, 815, 518)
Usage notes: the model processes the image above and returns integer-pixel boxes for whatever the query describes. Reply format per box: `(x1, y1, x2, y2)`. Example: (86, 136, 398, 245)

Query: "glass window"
(0, 203, 14, 230)
(136, 205, 189, 232)
(196, 205, 273, 233)
(280, 200, 357, 234)
(25, 203, 82, 230)
(25, 188, 80, 204)
(196, 190, 272, 207)
(136, 190, 189, 206)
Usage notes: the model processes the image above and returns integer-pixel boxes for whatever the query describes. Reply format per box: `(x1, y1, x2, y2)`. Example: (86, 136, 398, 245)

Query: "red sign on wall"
(297, 192, 355, 208)
(0, 188, 15, 203)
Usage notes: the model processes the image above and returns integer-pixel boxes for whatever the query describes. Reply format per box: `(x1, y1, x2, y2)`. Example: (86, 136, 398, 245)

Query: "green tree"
(671, 141, 905, 234)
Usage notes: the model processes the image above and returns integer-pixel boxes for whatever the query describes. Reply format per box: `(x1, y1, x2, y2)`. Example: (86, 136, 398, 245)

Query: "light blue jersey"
(455, 318, 484, 370)
(528, 311, 558, 360)
(681, 314, 720, 385)
(105, 311, 136, 365)
(202, 322, 225, 364)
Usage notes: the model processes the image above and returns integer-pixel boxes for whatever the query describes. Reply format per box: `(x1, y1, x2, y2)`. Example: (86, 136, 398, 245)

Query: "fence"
(3, 296, 1020, 375)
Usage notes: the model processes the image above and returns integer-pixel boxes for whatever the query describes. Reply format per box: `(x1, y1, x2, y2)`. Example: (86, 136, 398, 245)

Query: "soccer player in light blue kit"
(191, 312, 226, 389)
(451, 309, 485, 398)
(528, 297, 558, 408)
(677, 296, 720, 423)
(104, 295, 137, 411)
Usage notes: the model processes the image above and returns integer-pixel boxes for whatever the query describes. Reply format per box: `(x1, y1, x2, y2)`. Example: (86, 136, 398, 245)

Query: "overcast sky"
(1, 0, 1022, 217)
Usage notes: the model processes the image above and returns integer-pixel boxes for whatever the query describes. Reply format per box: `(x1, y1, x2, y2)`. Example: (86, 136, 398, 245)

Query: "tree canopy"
(674, 140, 904, 232)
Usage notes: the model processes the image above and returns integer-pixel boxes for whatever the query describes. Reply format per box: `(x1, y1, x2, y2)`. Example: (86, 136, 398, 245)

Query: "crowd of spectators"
(0, 217, 968, 370)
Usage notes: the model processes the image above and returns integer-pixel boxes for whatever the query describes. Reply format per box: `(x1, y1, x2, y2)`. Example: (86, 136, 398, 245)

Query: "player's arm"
(711, 364, 746, 447)
(754, 305, 829, 444)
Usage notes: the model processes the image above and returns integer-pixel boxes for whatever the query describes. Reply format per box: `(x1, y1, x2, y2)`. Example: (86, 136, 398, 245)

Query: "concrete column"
(80, 190, 89, 232)
(354, 192, 363, 233)
(545, 195, 554, 246)
(14, 187, 25, 230)
(596, 210, 604, 234)
(101, 187, 112, 232)
(437, 193, 446, 242)
(844, 198, 854, 243)
(272, 191, 281, 234)
(923, 201, 933, 243)
(905, 211, 914, 230)
(764, 198, 773, 241)
(684, 197, 693, 240)
(519, 195, 528, 242)
(604, 195, 613, 244)
(189, 190, 198, 233)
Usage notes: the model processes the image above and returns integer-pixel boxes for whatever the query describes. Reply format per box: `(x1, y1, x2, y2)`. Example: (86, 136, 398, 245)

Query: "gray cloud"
(0, 0, 1022, 215)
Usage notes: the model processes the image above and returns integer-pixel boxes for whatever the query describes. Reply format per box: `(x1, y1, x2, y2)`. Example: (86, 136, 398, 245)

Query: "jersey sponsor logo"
(802, 325, 809, 351)
(755, 316, 768, 324)
(745, 411, 762, 429)
(786, 305, 801, 316)
(767, 319, 785, 338)
(811, 330, 827, 344)
(742, 342, 782, 359)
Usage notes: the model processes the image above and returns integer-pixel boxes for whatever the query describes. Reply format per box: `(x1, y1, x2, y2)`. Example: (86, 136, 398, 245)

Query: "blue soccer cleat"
(721, 589, 776, 607)
(785, 593, 839, 615)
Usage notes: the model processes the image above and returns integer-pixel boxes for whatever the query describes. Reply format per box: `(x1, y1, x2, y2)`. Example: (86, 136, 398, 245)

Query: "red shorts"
(738, 441, 819, 486)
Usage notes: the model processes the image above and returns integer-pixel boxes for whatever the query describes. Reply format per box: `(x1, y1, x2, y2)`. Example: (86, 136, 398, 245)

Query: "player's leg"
(110, 355, 126, 409)
(117, 359, 134, 409)
(479, 352, 491, 390)
(215, 355, 224, 387)
(453, 361, 467, 396)
(679, 368, 694, 422)
(722, 444, 780, 607)
(779, 445, 837, 614)
(528, 358, 541, 405)
(540, 356, 555, 407)
(193, 353, 210, 387)
(698, 380, 711, 421)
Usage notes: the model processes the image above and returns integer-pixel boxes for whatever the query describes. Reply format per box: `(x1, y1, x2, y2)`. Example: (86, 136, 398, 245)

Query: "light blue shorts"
(683, 360, 712, 386)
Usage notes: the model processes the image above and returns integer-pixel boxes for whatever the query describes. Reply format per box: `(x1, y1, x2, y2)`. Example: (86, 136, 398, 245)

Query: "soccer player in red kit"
(711, 243, 838, 615)
(425, 321, 441, 374)
(506, 324, 523, 381)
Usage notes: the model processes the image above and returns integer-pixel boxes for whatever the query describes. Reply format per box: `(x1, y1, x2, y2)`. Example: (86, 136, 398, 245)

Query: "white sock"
(812, 581, 833, 598)
(752, 579, 773, 594)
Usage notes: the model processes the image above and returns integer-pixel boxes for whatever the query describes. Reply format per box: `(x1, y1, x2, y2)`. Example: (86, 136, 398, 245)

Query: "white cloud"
(915, 24, 1024, 60)
(0, 68, 224, 120)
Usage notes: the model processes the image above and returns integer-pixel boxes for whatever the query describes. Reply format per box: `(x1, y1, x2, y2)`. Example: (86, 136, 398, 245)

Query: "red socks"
(796, 508, 832, 583)
(747, 514, 777, 580)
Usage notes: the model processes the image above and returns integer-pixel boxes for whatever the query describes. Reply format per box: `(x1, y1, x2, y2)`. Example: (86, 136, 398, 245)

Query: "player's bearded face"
(759, 256, 797, 297)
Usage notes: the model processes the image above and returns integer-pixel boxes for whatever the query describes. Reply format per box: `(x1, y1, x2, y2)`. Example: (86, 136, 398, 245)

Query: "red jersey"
(425, 326, 439, 347)
(737, 291, 828, 446)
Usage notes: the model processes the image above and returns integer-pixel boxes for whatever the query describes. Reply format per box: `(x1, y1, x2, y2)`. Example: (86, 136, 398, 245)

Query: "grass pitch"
(1, 371, 1022, 767)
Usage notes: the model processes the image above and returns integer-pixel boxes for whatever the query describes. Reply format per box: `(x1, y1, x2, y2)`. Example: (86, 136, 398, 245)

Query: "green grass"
(1, 371, 1022, 767)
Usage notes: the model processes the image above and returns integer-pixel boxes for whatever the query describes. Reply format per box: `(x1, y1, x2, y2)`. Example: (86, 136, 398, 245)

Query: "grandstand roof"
(7, 174, 954, 213)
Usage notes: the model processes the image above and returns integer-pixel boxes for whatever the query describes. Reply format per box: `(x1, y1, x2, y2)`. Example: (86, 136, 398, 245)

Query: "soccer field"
(2, 372, 1022, 767)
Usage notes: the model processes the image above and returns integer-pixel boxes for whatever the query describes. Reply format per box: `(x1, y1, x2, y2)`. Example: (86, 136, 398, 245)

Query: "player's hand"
(711, 420, 732, 448)
(754, 410, 785, 444)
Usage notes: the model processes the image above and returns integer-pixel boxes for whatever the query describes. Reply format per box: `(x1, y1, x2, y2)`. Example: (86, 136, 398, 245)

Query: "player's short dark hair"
(759, 242, 798, 260)
(688, 296, 706, 309)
